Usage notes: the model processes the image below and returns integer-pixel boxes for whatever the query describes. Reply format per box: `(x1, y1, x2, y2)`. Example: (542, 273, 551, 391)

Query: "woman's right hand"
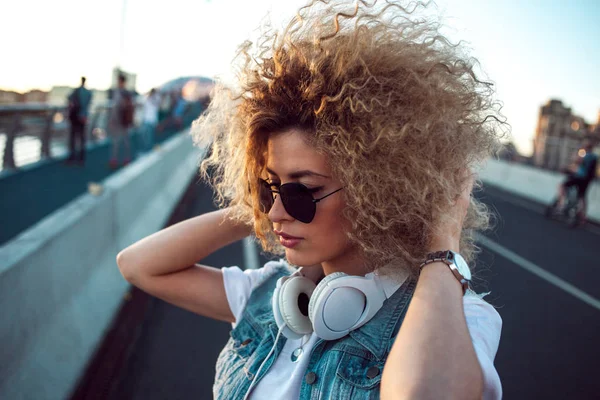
(428, 171, 474, 254)
(116, 209, 253, 322)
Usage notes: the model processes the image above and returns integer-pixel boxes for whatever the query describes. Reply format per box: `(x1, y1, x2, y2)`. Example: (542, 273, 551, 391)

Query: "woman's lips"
(274, 231, 303, 248)
(279, 236, 302, 248)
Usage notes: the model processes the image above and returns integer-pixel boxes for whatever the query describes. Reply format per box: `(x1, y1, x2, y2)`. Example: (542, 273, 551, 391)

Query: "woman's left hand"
(428, 171, 475, 253)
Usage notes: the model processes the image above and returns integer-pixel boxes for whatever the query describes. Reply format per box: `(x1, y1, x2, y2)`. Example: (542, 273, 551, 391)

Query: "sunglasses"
(258, 179, 344, 223)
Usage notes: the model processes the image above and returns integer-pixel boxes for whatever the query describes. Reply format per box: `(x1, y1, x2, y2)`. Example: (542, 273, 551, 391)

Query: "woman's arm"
(116, 208, 252, 322)
(381, 263, 483, 400)
(381, 174, 484, 400)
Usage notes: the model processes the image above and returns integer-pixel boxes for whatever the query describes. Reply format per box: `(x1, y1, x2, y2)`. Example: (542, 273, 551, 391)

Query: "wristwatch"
(419, 250, 471, 294)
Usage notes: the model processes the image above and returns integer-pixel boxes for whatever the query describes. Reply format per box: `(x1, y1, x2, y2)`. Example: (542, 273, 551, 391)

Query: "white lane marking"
(243, 237, 260, 270)
(475, 233, 600, 311)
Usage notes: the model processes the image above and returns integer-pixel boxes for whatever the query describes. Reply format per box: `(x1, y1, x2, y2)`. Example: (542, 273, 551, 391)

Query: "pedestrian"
(117, 1, 504, 399)
(172, 93, 187, 129)
(108, 74, 135, 169)
(66, 76, 92, 165)
(157, 90, 184, 133)
(140, 88, 161, 154)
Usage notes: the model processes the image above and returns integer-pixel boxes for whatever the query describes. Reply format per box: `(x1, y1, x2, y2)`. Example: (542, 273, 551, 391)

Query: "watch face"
(452, 253, 471, 281)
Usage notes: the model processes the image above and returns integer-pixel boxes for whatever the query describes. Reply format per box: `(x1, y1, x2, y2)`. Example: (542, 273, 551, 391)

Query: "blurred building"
(90, 89, 109, 106)
(22, 89, 48, 103)
(533, 99, 600, 173)
(593, 111, 600, 135)
(0, 90, 23, 104)
(48, 86, 109, 110)
(0, 89, 48, 104)
(47, 86, 74, 106)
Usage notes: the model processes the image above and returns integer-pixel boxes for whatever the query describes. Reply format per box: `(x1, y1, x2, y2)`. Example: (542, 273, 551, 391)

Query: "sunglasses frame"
(258, 179, 344, 223)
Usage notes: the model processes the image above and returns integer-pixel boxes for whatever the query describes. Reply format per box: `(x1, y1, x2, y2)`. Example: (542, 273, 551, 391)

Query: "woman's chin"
(284, 249, 301, 265)
(285, 248, 319, 267)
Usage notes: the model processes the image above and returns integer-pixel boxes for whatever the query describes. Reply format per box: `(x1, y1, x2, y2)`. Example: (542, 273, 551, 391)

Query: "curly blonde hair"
(192, 0, 505, 276)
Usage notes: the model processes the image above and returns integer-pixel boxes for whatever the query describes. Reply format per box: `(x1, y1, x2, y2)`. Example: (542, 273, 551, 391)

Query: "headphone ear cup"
(277, 276, 316, 338)
(272, 278, 289, 335)
(310, 272, 379, 341)
(308, 272, 347, 324)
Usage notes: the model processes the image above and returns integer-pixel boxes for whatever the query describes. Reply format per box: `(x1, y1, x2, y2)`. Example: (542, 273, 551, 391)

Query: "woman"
(117, 1, 504, 398)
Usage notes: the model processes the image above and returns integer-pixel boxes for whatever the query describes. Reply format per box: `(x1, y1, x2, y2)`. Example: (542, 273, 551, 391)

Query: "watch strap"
(420, 250, 455, 267)
(419, 250, 469, 294)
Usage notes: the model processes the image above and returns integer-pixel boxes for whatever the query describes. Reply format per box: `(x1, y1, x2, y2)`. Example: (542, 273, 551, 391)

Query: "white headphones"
(271, 268, 400, 341)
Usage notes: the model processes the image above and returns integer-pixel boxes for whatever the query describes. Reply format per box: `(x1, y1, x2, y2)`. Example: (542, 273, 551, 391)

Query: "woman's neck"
(321, 247, 368, 277)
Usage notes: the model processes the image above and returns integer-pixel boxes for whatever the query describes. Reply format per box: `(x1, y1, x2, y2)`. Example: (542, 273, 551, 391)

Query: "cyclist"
(555, 140, 598, 221)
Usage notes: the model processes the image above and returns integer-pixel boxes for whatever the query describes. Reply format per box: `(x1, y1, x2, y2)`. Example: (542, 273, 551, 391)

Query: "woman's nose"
(268, 194, 293, 223)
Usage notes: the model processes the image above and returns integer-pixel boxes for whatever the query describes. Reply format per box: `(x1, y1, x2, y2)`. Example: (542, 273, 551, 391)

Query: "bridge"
(1, 96, 599, 399)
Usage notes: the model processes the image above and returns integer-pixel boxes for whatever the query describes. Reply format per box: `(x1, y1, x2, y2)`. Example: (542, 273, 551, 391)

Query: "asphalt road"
(473, 185, 600, 400)
(74, 182, 600, 400)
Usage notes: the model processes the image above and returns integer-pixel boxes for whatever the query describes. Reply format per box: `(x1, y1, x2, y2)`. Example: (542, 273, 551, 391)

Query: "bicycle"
(545, 184, 584, 228)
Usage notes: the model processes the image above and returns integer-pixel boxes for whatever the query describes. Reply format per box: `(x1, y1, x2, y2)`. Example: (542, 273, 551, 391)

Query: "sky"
(1, 0, 599, 156)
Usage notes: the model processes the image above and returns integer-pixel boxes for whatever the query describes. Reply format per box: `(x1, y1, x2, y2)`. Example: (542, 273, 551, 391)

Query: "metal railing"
(0, 102, 139, 171)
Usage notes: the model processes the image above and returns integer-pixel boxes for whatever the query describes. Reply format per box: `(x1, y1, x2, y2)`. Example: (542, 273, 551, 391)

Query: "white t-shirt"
(222, 262, 502, 400)
(142, 93, 160, 124)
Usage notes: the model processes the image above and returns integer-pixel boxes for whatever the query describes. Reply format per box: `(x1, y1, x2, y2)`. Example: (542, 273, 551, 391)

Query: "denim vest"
(213, 263, 417, 399)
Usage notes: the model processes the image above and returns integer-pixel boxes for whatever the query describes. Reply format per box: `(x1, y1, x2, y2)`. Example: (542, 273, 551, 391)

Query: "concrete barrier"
(478, 158, 600, 223)
(0, 131, 203, 400)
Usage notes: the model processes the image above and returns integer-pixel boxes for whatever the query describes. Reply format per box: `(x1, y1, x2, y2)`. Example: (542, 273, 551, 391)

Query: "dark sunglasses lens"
(258, 180, 274, 213)
(280, 183, 316, 223)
